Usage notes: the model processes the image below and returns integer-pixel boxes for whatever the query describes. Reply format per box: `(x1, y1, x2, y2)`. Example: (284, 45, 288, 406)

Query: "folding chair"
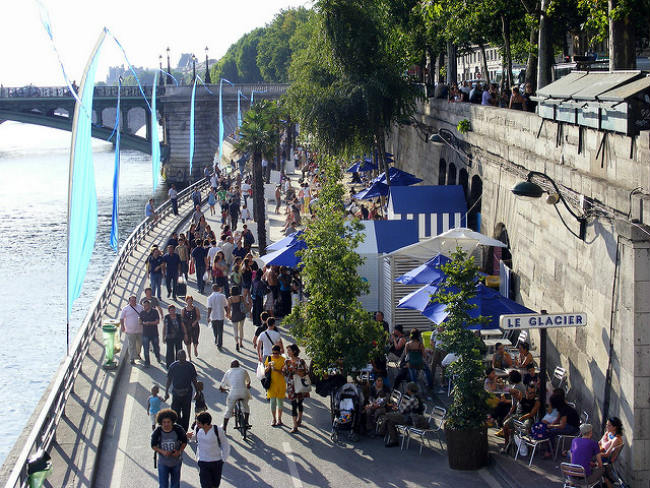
(551, 366, 568, 390)
(406, 406, 446, 455)
(397, 405, 428, 450)
(382, 393, 411, 444)
(560, 462, 602, 488)
(513, 419, 551, 466)
(602, 443, 628, 487)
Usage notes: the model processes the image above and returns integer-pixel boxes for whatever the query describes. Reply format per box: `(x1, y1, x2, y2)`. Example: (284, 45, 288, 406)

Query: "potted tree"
(433, 249, 489, 470)
(286, 159, 385, 378)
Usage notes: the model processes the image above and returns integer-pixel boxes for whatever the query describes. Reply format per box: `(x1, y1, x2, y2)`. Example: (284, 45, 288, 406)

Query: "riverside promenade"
(3, 169, 561, 488)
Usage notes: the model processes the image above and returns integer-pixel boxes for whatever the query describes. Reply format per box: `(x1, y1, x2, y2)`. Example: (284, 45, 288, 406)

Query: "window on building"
(438, 159, 447, 186)
(447, 163, 457, 186)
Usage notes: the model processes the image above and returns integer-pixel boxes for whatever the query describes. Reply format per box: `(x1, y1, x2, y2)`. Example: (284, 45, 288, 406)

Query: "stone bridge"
(0, 83, 287, 183)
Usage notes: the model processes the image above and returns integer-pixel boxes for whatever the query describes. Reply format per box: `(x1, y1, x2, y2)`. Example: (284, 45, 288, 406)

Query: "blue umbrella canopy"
(260, 241, 307, 267)
(394, 254, 451, 285)
(352, 181, 389, 200)
(266, 230, 304, 251)
(373, 167, 422, 186)
(398, 283, 534, 329)
(346, 160, 377, 173)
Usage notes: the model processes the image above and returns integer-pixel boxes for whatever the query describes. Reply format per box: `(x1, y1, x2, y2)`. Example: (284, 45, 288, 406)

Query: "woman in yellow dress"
(264, 344, 287, 427)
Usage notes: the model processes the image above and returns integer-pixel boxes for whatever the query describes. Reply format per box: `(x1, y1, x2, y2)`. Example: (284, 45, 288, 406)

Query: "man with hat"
(378, 382, 428, 447)
(570, 423, 604, 483)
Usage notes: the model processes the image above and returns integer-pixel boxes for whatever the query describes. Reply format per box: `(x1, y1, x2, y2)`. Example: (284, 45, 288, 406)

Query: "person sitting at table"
(597, 416, 624, 488)
(570, 423, 604, 485)
(364, 376, 391, 432)
(485, 367, 510, 427)
(495, 370, 525, 438)
(543, 390, 581, 458)
(492, 342, 513, 370)
(370, 353, 390, 389)
(523, 363, 540, 390)
(514, 342, 534, 370)
(501, 383, 541, 450)
(378, 382, 428, 448)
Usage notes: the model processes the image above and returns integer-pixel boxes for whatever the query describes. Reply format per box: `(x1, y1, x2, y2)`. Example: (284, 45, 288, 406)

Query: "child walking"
(147, 385, 163, 430)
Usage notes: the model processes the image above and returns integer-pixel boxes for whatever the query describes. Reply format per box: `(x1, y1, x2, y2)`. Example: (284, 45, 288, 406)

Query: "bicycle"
(220, 387, 251, 440)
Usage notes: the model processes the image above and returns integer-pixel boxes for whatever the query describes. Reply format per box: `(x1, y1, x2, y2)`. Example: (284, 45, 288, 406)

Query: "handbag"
(203, 270, 210, 282)
(189, 260, 195, 275)
(293, 374, 312, 394)
(260, 369, 272, 390)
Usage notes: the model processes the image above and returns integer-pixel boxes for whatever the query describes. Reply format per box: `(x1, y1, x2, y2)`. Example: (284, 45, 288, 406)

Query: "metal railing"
(2, 178, 208, 488)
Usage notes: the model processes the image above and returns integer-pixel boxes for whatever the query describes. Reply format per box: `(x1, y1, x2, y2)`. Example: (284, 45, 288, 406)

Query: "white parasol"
(387, 227, 507, 259)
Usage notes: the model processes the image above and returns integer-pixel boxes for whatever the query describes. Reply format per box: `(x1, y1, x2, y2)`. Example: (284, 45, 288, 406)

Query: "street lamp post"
(158, 55, 164, 87)
(511, 171, 587, 240)
(192, 54, 197, 83)
(430, 128, 472, 167)
(204, 46, 211, 84)
(166, 47, 172, 85)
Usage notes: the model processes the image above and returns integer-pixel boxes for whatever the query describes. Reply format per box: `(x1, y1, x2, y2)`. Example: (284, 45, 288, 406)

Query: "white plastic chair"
(397, 404, 428, 450)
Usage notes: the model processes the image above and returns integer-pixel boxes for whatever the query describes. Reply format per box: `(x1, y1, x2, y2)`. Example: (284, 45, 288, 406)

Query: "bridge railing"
(0, 83, 289, 99)
(0, 85, 155, 99)
(2, 178, 208, 488)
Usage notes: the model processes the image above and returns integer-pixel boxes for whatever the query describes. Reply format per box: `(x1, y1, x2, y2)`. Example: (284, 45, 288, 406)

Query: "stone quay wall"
(388, 98, 650, 487)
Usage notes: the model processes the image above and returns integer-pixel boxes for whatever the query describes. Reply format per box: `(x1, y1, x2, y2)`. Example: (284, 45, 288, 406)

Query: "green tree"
(257, 8, 311, 82)
(288, 0, 418, 180)
(287, 158, 384, 377)
(234, 100, 279, 253)
(433, 249, 489, 430)
(236, 29, 265, 82)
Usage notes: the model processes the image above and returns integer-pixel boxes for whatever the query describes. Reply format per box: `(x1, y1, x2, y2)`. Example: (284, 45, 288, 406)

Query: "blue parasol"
(266, 230, 304, 251)
(346, 160, 377, 173)
(373, 167, 422, 186)
(260, 241, 307, 267)
(394, 254, 450, 285)
(352, 181, 389, 200)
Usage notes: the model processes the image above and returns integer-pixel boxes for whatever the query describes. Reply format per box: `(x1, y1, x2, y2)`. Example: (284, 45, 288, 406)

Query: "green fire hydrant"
(27, 450, 52, 488)
(102, 322, 119, 370)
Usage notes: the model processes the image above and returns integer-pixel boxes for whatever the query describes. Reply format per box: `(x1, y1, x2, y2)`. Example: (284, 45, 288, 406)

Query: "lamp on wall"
(511, 171, 587, 240)
(429, 128, 472, 167)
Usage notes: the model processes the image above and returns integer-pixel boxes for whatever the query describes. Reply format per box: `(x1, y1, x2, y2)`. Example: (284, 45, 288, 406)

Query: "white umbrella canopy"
(387, 227, 507, 259)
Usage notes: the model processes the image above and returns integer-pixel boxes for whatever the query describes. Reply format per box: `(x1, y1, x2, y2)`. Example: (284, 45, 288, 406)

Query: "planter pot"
(444, 425, 488, 470)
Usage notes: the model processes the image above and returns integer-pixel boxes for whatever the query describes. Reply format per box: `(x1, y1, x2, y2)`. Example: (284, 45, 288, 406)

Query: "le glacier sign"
(499, 313, 587, 330)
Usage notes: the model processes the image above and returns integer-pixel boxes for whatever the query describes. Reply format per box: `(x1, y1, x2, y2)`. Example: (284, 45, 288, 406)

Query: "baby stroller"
(331, 383, 364, 442)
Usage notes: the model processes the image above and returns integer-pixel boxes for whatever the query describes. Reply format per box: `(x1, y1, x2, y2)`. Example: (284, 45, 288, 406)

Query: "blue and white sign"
(500, 312, 587, 330)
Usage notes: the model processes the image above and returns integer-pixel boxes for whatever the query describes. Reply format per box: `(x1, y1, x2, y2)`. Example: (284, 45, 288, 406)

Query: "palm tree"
(235, 100, 279, 255)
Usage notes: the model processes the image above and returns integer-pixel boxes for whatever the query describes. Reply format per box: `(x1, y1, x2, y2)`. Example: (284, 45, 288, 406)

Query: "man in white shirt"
(219, 360, 251, 433)
(257, 317, 283, 363)
(207, 284, 230, 350)
(120, 295, 144, 365)
(207, 240, 221, 267)
(168, 184, 179, 215)
(187, 411, 230, 488)
(241, 181, 251, 206)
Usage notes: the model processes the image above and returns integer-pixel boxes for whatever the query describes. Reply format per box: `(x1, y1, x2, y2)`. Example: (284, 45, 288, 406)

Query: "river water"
(0, 121, 168, 465)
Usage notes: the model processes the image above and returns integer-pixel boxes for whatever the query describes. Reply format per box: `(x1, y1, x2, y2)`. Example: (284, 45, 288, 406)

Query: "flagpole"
(67, 29, 107, 355)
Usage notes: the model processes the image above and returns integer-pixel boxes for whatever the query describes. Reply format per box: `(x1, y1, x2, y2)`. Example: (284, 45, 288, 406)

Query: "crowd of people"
(442, 79, 537, 113)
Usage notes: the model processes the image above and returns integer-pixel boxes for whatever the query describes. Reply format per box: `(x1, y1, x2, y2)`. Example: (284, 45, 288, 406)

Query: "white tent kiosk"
(354, 220, 419, 313)
(382, 186, 468, 330)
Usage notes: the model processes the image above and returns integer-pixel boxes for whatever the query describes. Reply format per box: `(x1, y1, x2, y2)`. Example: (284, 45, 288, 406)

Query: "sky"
(0, 0, 312, 87)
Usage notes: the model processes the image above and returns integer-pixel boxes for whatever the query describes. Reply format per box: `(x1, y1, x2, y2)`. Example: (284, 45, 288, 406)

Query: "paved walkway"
(53, 169, 561, 488)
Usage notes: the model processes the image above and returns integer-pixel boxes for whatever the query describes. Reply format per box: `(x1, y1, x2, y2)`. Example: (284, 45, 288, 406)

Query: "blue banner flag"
(218, 78, 234, 165)
(237, 89, 246, 129)
(151, 71, 161, 190)
(67, 30, 106, 316)
(109, 79, 122, 252)
(189, 77, 198, 177)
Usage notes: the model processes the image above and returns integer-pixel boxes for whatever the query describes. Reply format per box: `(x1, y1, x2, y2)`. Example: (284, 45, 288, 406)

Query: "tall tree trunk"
(374, 130, 390, 188)
(537, 0, 553, 89)
(437, 52, 445, 83)
(479, 42, 491, 85)
(609, 0, 636, 70)
(525, 21, 539, 86)
(251, 152, 267, 255)
(447, 42, 457, 85)
(501, 15, 514, 89)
